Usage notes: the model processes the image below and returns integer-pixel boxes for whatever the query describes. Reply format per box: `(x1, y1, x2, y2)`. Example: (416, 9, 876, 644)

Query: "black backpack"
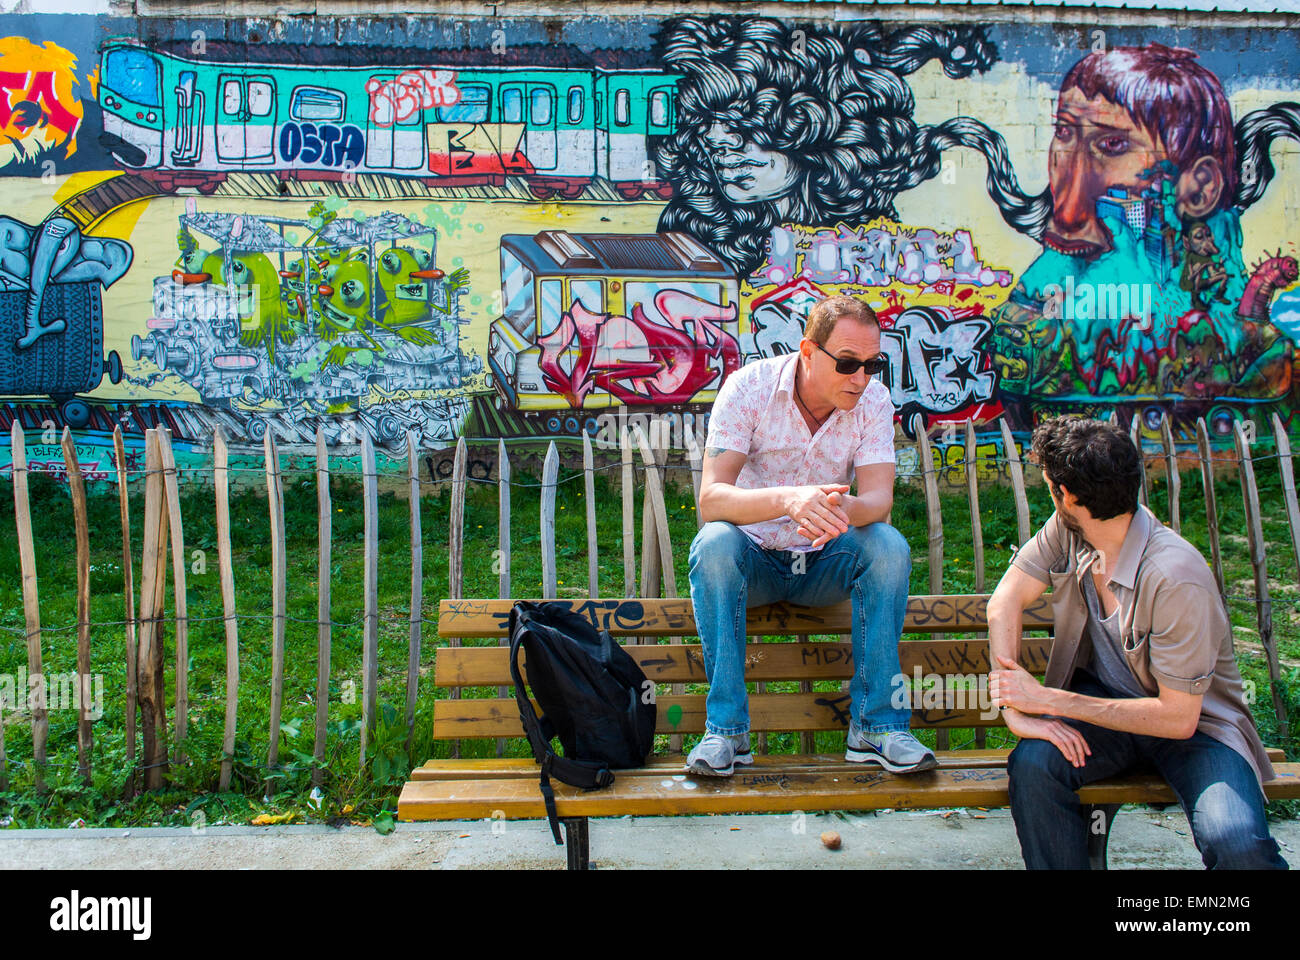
(508, 600, 656, 843)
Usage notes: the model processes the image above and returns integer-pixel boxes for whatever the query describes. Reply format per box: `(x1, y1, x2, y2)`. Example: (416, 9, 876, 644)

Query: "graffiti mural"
(489, 230, 740, 412)
(654, 18, 1006, 277)
(0, 12, 1296, 481)
(743, 220, 1008, 432)
(982, 43, 1300, 437)
(0, 215, 131, 427)
(0, 36, 92, 171)
(96, 38, 679, 200)
(129, 204, 480, 448)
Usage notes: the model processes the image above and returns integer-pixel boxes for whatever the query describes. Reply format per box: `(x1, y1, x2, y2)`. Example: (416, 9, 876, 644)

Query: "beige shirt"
(1012, 505, 1274, 787)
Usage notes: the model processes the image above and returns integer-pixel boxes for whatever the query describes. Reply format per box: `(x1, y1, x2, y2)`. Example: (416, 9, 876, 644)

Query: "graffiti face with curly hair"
(654, 17, 1002, 277)
(702, 120, 801, 209)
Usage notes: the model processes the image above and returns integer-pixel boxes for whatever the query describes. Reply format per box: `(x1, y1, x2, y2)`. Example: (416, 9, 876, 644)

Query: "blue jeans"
(687, 520, 912, 737)
(1008, 672, 1288, 870)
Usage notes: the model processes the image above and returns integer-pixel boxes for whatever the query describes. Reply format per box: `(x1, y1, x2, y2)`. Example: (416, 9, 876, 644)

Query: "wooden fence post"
(584, 433, 598, 597)
(965, 421, 986, 593)
(498, 439, 511, 598)
(11, 422, 47, 792)
(447, 436, 467, 759)
(1160, 414, 1181, 533)
(999, 419, 1032, 546)
(1195, 418, 1227, 603)
(1130, 416, 1150, 509)
(684, 422, 704, 528)
(263, 430, 286, 780)
(913, 415, 943, 594)
(1270, 413, 1300, 584)
(60, 428, 93, 784)
(312, 427, 331, 788)
(113, 426, 139, 798)
(137, 429, 170, 791)
(912, 415, 947, 749)
(361, 431, 380, 772)
(1234, 421, 1289, 741)
(214, 425, 240, 793)
(965, 420, 987, 749)
(406, 432, 422, 753)
(621, 423, 636, 597)
(541, 441, 559, 599)
(157, 428, 189, 765)
(633, 426, 682, 752)
(496, 439, 511, 757)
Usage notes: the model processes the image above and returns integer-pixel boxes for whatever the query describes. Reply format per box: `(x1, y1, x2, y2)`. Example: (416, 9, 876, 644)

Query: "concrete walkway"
(2, 806, 1297, 869)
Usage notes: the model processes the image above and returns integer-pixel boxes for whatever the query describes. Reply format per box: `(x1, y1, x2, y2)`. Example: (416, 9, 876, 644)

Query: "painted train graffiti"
(130, 206, 481, 448)
(1, 12, 1299, 480)
(96, 38, 679, 200)
(488, 230, 740, 411)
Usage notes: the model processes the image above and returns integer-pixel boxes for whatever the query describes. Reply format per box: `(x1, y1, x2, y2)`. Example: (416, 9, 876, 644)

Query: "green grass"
(0, 450, 1296, 828)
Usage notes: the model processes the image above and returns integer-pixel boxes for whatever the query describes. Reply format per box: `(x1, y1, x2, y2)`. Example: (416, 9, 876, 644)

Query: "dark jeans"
(1008, 672, 1288, 870)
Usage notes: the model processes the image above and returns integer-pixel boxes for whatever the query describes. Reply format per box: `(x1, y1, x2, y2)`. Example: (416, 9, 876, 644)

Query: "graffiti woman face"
(703, 121, 801, 209)
(1045, 87, 1165, 259)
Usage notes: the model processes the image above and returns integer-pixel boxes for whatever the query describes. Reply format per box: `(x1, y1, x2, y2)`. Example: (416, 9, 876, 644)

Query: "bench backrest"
(432, 596, 1055, 743)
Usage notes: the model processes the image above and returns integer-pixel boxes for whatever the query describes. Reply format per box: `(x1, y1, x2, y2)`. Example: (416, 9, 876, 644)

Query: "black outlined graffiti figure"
(654, 18, 1018, 276)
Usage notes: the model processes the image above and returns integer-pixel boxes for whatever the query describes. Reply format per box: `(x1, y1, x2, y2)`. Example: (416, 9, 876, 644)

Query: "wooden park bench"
(398, 594, 1300, 869)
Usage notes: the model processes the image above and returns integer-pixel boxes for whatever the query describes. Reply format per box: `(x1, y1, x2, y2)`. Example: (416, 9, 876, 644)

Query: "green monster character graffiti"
(175, 227, 299, 360)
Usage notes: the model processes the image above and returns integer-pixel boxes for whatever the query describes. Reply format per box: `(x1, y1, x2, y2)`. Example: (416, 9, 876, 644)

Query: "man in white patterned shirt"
(686, 294, 935, 776)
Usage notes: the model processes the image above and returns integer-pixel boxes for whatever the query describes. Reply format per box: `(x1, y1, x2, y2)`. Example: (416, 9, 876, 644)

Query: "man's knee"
(1008, 738, 1075, 801)
(1192, 781, 1287, 869)
(689, 521, 750, 586)
(844, 522, 910, 580)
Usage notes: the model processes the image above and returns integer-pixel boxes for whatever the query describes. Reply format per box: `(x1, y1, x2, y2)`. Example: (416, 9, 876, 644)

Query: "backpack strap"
(508, 607, 616, 845)
(508, 616, 564, 845)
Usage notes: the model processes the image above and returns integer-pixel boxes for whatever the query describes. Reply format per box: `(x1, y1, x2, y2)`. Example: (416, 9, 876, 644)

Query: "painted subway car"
(489, 230, 742, 411)
(96, 38, 680, 199)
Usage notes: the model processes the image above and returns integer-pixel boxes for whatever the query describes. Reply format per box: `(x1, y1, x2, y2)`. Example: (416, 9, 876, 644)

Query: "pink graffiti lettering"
(536, 290, 741, 408)
(366, 70, 460, 127)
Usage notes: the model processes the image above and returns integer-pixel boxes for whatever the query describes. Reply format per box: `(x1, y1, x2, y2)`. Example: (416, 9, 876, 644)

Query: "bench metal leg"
(562, 817, 590, 870)
(1085, 803, 1122, 870)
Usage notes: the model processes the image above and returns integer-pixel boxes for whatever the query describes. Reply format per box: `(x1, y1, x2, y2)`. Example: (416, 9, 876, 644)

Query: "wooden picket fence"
(3, 408, 1296, 796)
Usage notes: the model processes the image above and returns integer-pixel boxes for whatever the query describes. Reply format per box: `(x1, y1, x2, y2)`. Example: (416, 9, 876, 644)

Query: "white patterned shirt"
(705, 352, 896, 552)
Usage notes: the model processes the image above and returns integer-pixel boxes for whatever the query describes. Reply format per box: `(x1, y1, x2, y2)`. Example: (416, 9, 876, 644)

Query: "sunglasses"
(813, 341, 889, 376)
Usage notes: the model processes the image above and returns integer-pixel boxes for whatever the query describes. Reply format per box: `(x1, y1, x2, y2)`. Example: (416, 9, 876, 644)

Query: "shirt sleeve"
(1145, 579, 1219, 695)
(704, 365, 755, 456)
(853, 384, 896, 466)
(1010, 511, 1067, 585)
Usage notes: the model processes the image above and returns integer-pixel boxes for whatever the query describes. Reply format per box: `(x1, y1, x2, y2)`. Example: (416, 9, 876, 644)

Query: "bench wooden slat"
(434, 637, 1054, 687)
(407, 747, 1290, 781)
(397, 763, 1300, 820)
(434, 692, 1002, 739)
(437, 595, 1054, 639)
(409, 750, 1022, 780)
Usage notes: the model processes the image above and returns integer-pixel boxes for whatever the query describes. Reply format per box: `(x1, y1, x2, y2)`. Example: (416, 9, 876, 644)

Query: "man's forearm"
(840, 489, 892, 526)
(986, 598, 1023, 673)
(698, 483, 793, 526)
(1036, 686, 1197, 740)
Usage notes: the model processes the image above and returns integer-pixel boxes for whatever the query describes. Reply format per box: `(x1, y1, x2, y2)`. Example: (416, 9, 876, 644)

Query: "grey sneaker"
(685, 733, 754, 777)
(845, 726, 938, 774)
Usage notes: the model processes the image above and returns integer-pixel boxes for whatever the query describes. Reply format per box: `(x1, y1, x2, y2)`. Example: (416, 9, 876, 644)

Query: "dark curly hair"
(1030, 417, 1141, 522)
(653, 18, 1049, 275)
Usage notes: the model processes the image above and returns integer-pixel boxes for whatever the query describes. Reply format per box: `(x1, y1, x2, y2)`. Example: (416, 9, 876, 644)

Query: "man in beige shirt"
(987, 416, 1286, 869)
